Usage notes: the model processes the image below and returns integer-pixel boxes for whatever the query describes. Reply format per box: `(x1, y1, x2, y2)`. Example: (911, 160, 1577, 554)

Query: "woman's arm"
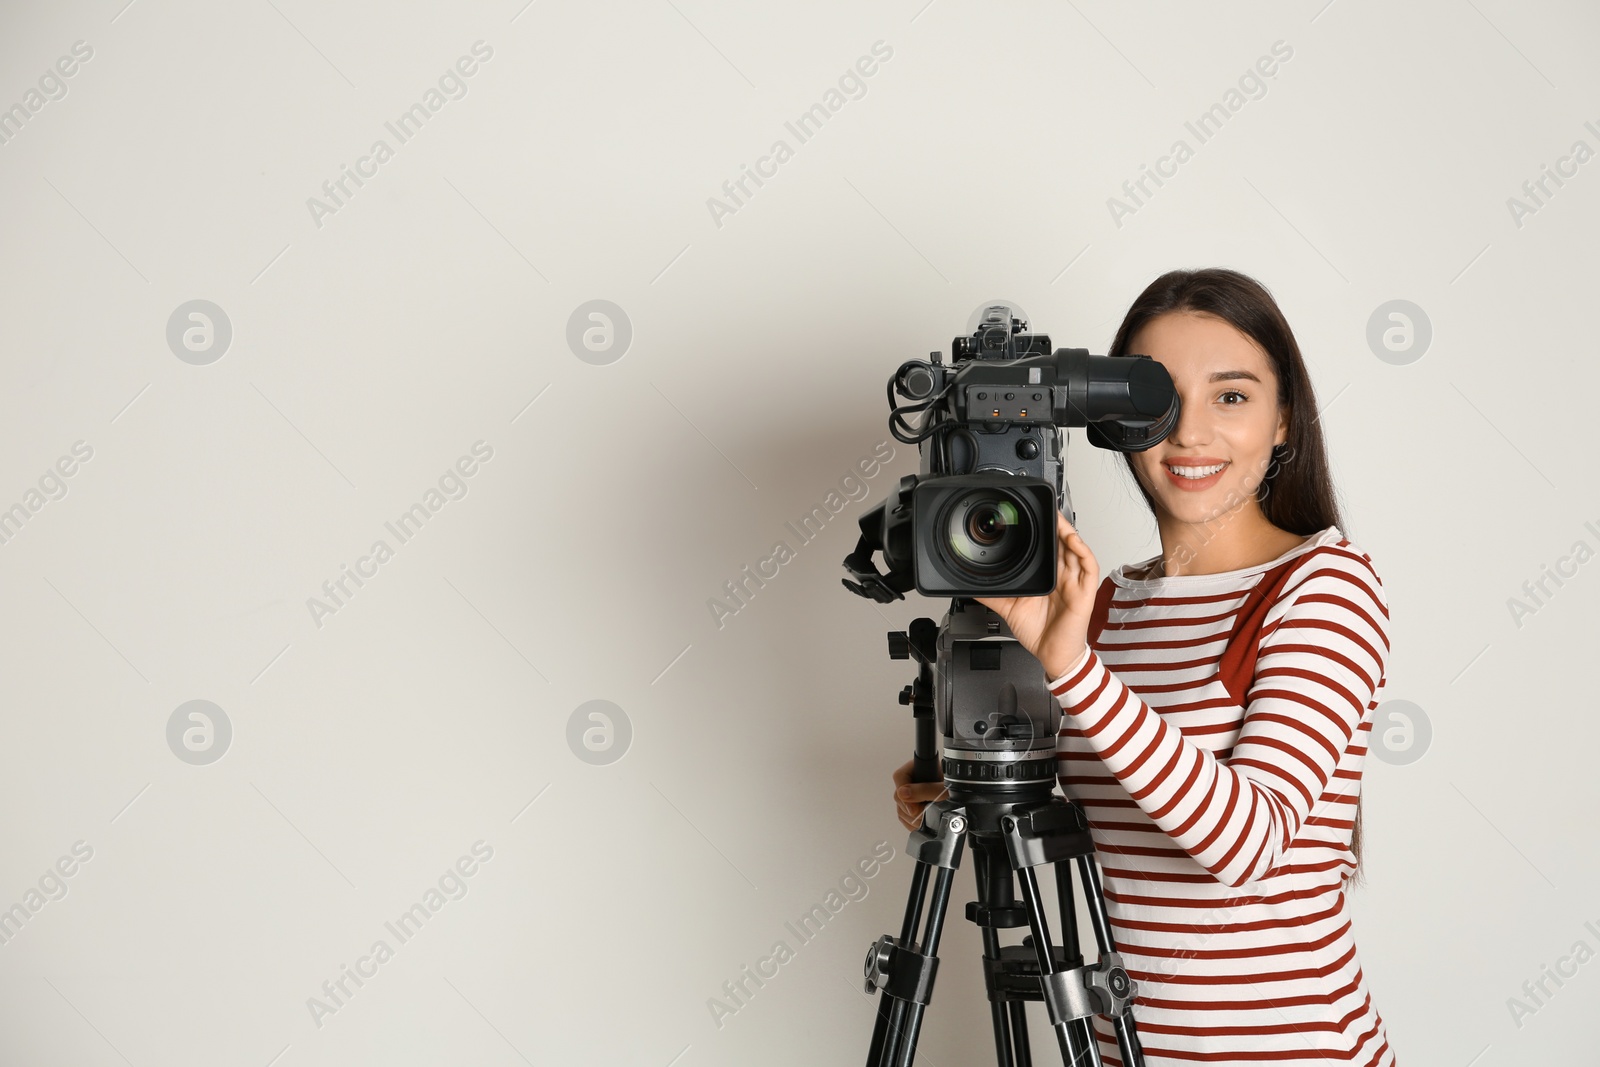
(1049, 548, 1391, 889)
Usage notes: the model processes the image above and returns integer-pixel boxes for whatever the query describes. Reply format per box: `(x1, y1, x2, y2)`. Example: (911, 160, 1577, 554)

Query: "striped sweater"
(1047, 525, 1396, 1065)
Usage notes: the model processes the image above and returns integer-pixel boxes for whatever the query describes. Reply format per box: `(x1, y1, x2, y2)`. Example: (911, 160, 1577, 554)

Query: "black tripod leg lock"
(1038, 951, 1139, 1025)
(863, 934, 941, 1006)
(908, 804, 968, 869)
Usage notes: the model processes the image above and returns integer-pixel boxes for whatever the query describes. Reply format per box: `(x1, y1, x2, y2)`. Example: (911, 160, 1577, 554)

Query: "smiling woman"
(1068, 268, 1395, 1064)
(935, 268, 1398, 1064)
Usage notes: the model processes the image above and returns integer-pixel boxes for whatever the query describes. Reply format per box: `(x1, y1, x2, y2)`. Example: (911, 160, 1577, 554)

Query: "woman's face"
(1126, 311, 1288, 525)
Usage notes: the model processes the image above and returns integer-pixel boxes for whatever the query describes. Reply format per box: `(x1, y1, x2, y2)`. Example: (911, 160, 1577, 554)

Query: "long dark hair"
(1105, 267, 1368, 885)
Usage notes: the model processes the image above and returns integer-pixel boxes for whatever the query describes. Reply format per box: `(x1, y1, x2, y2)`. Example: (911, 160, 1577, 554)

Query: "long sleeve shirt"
(1047, 525, 1396, 1065)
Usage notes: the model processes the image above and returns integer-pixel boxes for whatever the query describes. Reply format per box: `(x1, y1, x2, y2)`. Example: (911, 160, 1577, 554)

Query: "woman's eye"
(1218, 390, 1247, 404)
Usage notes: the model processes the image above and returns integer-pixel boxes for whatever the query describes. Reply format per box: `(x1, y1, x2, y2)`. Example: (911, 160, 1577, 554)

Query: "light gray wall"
(0, 0, 1594, 1063)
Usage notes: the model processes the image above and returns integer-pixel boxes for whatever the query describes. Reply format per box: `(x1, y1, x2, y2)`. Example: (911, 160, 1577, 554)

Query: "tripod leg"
(866, 860, 930, 1067)
(1006, 999, 1033, 1067)
(973, 841, 1019, 1067)
(1051, 859, 1096, 1064)
(1075, 856, 1146, 1067)
(865, 804, 966, 1067)
(1056, 859, 1080, 961)
(1015, 863, 1104, 1067)
(890, 864, 957, 1067)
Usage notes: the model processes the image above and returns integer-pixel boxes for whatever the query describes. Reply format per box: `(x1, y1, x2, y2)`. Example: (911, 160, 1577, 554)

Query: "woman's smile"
(1162, 456, 1230, 491)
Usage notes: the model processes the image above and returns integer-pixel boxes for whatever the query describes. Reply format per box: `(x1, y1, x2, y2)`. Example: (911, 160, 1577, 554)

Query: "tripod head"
(891, 601, 1060, 807)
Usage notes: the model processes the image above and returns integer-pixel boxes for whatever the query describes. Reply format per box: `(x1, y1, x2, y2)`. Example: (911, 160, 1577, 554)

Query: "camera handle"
(842, 507, 915, 605)
(889, 619, 942, 786)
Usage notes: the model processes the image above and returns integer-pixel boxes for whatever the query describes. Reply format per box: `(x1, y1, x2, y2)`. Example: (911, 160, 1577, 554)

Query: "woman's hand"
(892, 757, 947, 832)
(975, 511, 1099, 681)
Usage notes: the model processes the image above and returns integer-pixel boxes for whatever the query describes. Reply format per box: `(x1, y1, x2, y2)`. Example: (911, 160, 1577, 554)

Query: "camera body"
(842, 306, 1179, 603)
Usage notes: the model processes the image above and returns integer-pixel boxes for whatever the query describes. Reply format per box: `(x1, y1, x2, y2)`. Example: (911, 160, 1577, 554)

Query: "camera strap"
(1086, 550, 1323, 708)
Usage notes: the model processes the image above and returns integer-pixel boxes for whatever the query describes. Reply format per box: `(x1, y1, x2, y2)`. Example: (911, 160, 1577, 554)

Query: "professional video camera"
(843, 304, 1179, 602)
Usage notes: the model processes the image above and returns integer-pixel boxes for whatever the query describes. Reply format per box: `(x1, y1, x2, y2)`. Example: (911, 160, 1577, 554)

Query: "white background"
(0, 0, 1595, 1063)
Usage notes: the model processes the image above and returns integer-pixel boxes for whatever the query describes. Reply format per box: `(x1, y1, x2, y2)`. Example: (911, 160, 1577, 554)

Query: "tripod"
(861, 615, 1147, 1067)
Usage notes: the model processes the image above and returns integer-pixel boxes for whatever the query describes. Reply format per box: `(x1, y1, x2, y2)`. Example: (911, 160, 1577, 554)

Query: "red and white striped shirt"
(1048, 525, 1396, 1065)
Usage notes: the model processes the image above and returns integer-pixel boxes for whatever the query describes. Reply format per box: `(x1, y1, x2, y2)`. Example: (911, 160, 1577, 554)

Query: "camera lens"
(968, 503, 1009, 545)
(944, 490, 1034, 576)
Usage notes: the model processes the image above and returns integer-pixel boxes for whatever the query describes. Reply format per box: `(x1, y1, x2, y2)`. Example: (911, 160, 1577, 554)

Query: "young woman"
(891, 268, 1396, 1065)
